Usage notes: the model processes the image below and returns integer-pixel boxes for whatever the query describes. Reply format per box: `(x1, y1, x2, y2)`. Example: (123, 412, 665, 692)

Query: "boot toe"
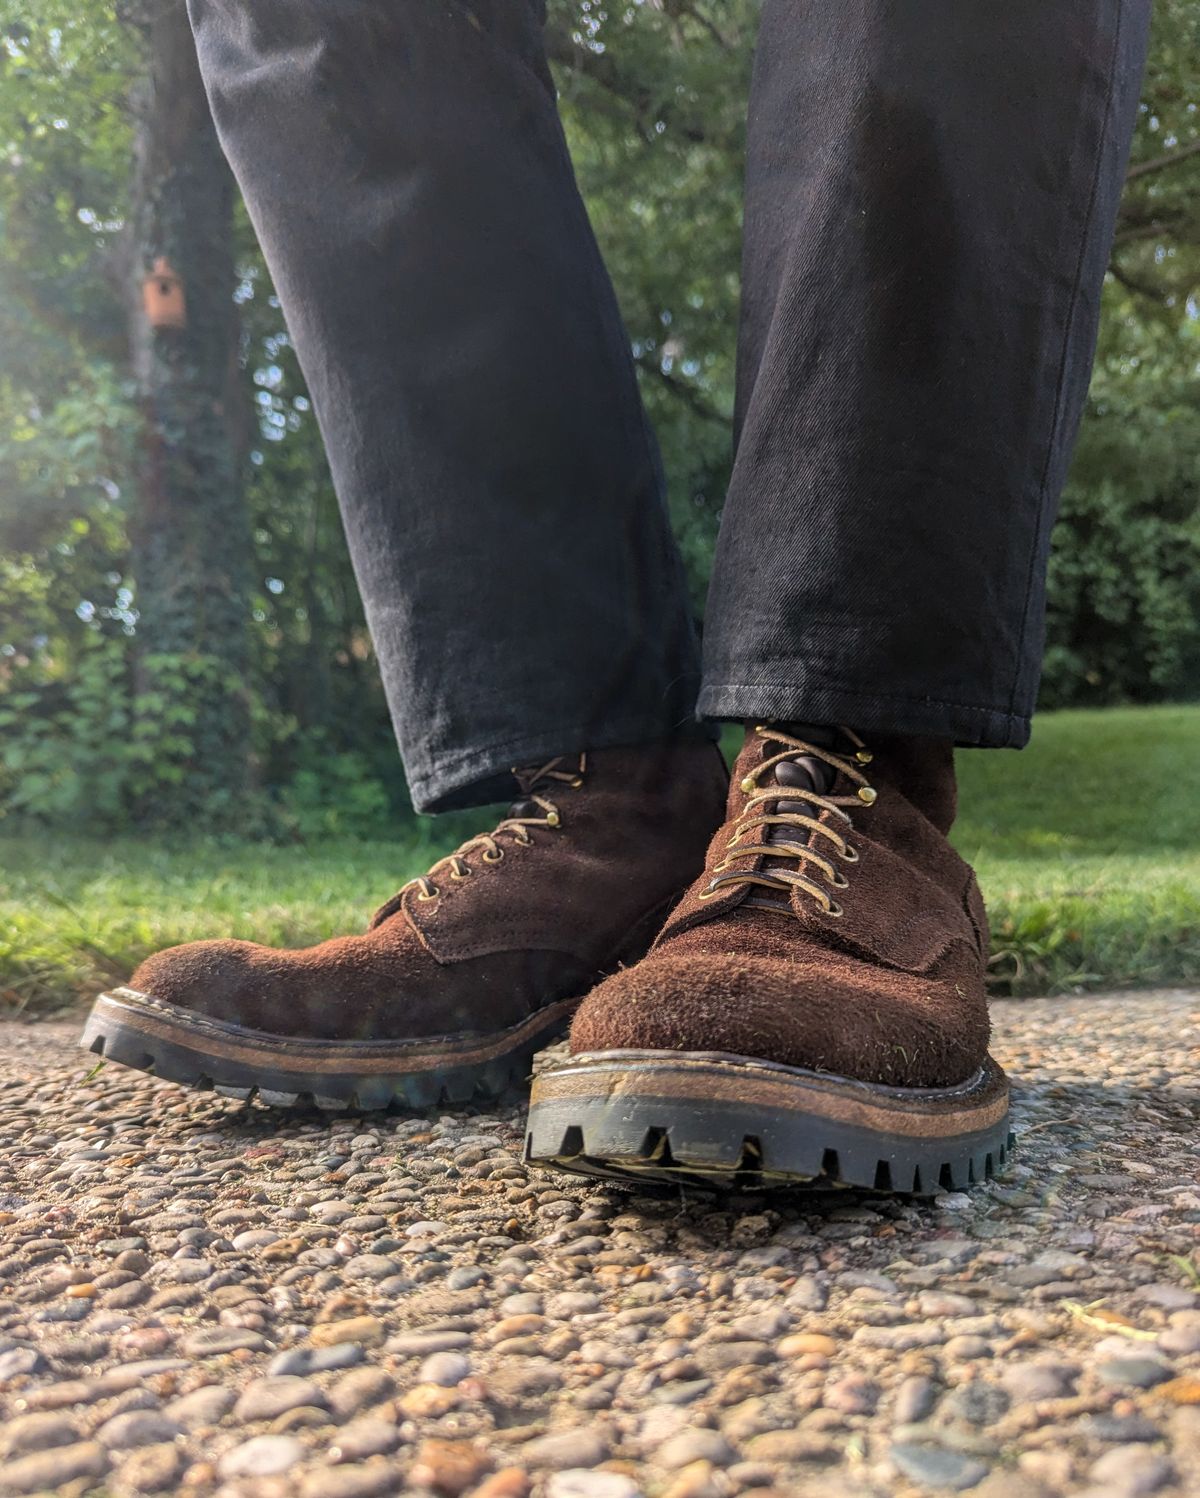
(569, 952, 988, 1089)
(128, 940, 281, 1026)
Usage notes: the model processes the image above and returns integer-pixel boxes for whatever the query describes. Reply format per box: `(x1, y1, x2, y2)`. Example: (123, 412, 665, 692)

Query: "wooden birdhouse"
(143, 256, 187, 330)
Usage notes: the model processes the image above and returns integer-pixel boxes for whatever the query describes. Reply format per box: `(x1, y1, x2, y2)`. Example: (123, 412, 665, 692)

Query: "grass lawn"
(1, 704, 1196, 1015)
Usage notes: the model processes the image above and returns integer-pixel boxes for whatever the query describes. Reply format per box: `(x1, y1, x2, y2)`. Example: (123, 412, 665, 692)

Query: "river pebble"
(0, 995, 1196, 1498)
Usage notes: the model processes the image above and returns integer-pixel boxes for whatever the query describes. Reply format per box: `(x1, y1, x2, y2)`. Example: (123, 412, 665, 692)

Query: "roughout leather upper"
(128, 741, 729, 1043)
(569, 730, 993, 1089)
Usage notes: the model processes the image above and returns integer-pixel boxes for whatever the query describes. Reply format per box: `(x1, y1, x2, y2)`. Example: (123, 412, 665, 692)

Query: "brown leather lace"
(700, 726, 875, 916)
(405, 754, 586, 903)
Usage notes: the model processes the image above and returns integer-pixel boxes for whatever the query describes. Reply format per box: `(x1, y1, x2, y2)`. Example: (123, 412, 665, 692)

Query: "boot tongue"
(739, 725, 842, 912)
(763, 723, 838, 848)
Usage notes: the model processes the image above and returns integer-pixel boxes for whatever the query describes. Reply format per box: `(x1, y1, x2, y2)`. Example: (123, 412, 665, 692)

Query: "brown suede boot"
(525, 725, 1012, 1193)
(80, 741, 728, 1109)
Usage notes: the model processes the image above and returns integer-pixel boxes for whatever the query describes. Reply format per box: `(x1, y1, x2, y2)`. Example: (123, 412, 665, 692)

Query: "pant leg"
(186, 0, 705, 811)
(699, 0, 1151, 747)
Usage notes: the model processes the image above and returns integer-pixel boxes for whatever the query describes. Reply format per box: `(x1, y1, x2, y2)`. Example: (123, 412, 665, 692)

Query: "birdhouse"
(143, 256, 187, 330)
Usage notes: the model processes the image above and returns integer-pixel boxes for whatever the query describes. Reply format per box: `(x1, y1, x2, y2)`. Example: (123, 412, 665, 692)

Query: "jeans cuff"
(406, 714, 719, 814)
(697, 674, 1030, 749)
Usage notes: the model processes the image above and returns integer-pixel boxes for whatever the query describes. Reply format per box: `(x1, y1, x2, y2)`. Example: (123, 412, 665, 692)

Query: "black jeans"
(187, 0, 1150, 811)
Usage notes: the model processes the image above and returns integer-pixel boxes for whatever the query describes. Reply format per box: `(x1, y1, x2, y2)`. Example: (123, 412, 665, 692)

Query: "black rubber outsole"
(80, 987, 577, 1112)
(525, 1049, 1014, 1195)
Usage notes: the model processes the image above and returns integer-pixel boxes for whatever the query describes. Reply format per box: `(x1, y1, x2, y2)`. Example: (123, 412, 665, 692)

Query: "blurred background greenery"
(1, 2, 1198, 1007)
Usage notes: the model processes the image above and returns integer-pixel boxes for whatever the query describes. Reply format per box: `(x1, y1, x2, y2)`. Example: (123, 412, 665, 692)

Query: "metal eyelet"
(417, 887, 439, 902)
(697, 885, 721, 900)
(545, 811, 561, 828)
(482, 848, 504, 863)
(450, 868, 471, 881)
(828, 870, 849, 889)
(839, 844, 860, 863)
(824, 900, 845, 918)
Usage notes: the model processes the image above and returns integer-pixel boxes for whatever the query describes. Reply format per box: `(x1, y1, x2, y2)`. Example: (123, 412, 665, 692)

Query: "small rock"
(181, 1327, 269, 1356)
(409, 1438, 492, 1494)
(1085, 1416, 1163, 1443)
(328, 1419, 400, 1463)
(399, 1383, 463, 1418)
(311, 1315, 384, 1348)
(386, 1330, 473, 1357)
(521, 1428, 610, 1470)
(660, 1460, 725, 1498)
(1135, 1284, 1198, 1311)
(547, 1472, 641, 1498)
(342, 1254, 400, 1281)
(891, 1442, 990, 1490)
(728, 1309, 789, 1341)
(824, 1373, 879, 1415)
(1096, 1358, 1173, 1389)
(165, 1385, 237, 1429)
(1088, 1445, 1173, 1495)
(1152, 1375, 1200, 1405)
(657, 1429, 736, 1471)
(547, 1293, 602, 1316)
(328, 1366, 397, 1417)
(0, 1347, 44, 1383)
(894, 1376, 938, 1425)
(231, 1229, 281, 1250)
(918, 1292, 978, 1317)
(999, 1363, 1076, 1402)
(784, 1276, 828, 1311)
(116, 1442, 185, 1493)
(487, 1313, 549, 1345)
(0, 1440, 109, 1494)
(217, 1434, 306, 1478)
(421, 1350, 471, 1386)
(234, 1376, 328, 1422)
(1158, 1327, 1200, 1356)
(944, 1335, 993, 1362)
(0, 1412, 79, 1460)
(744, 1431, 839, 1463)
(940, 1381, 1010, 1426)
(779, 1332, 837, 1358)
(95, 1411, 184, 1450)
(472, 1471, 533, 1498)
(296, 1464, 406, 1498)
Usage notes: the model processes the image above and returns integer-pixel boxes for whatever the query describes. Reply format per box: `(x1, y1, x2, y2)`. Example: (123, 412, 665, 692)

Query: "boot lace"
(405, 754, 585, 903)
(699, 726, 876, 916)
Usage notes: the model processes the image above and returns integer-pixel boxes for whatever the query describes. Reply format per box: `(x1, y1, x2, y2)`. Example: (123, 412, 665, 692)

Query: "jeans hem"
(406, 713, 718, 814)
(697, 674, 1030, 750)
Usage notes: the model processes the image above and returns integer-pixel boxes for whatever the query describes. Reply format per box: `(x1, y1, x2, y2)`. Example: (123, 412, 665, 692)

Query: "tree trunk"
(125, 0, 253, 823)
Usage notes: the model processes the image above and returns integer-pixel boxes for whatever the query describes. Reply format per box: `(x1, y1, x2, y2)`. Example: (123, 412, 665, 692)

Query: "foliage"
(0, 0, 1199, 831)
(4, 704, 1196, 1013)
(1043, 312, 1200, 707)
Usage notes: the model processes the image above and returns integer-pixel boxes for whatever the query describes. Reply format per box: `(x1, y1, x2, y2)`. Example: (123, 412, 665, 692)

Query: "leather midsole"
(529, 1051, 1010, 1140)
(89, 988, 578, 1075)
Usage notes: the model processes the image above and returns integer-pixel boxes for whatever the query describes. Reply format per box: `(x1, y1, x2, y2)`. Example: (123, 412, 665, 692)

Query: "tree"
(123, 0, 253, 819)
(0, 0, 253, 822)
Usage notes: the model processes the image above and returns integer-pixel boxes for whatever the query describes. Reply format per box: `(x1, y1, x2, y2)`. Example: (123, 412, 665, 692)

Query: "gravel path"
(0, 992, 1197, 1498)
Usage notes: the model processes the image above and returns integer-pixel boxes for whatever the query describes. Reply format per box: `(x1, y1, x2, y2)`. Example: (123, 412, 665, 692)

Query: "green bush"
(1041, 360, 1200, 709)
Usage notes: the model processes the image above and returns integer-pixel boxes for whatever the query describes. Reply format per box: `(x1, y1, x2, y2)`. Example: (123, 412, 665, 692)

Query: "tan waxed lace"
(405, 754, 586, 903)
(699, 726, 876, 916)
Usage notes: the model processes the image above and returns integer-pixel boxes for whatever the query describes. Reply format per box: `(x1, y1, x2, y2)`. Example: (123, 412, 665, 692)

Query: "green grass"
(2, 705, 1197, 1014)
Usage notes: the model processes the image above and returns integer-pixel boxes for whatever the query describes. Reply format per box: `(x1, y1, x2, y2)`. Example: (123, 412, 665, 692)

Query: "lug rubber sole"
(80, 986, 579, 1111)
(525, 1049, 1013, 1194)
